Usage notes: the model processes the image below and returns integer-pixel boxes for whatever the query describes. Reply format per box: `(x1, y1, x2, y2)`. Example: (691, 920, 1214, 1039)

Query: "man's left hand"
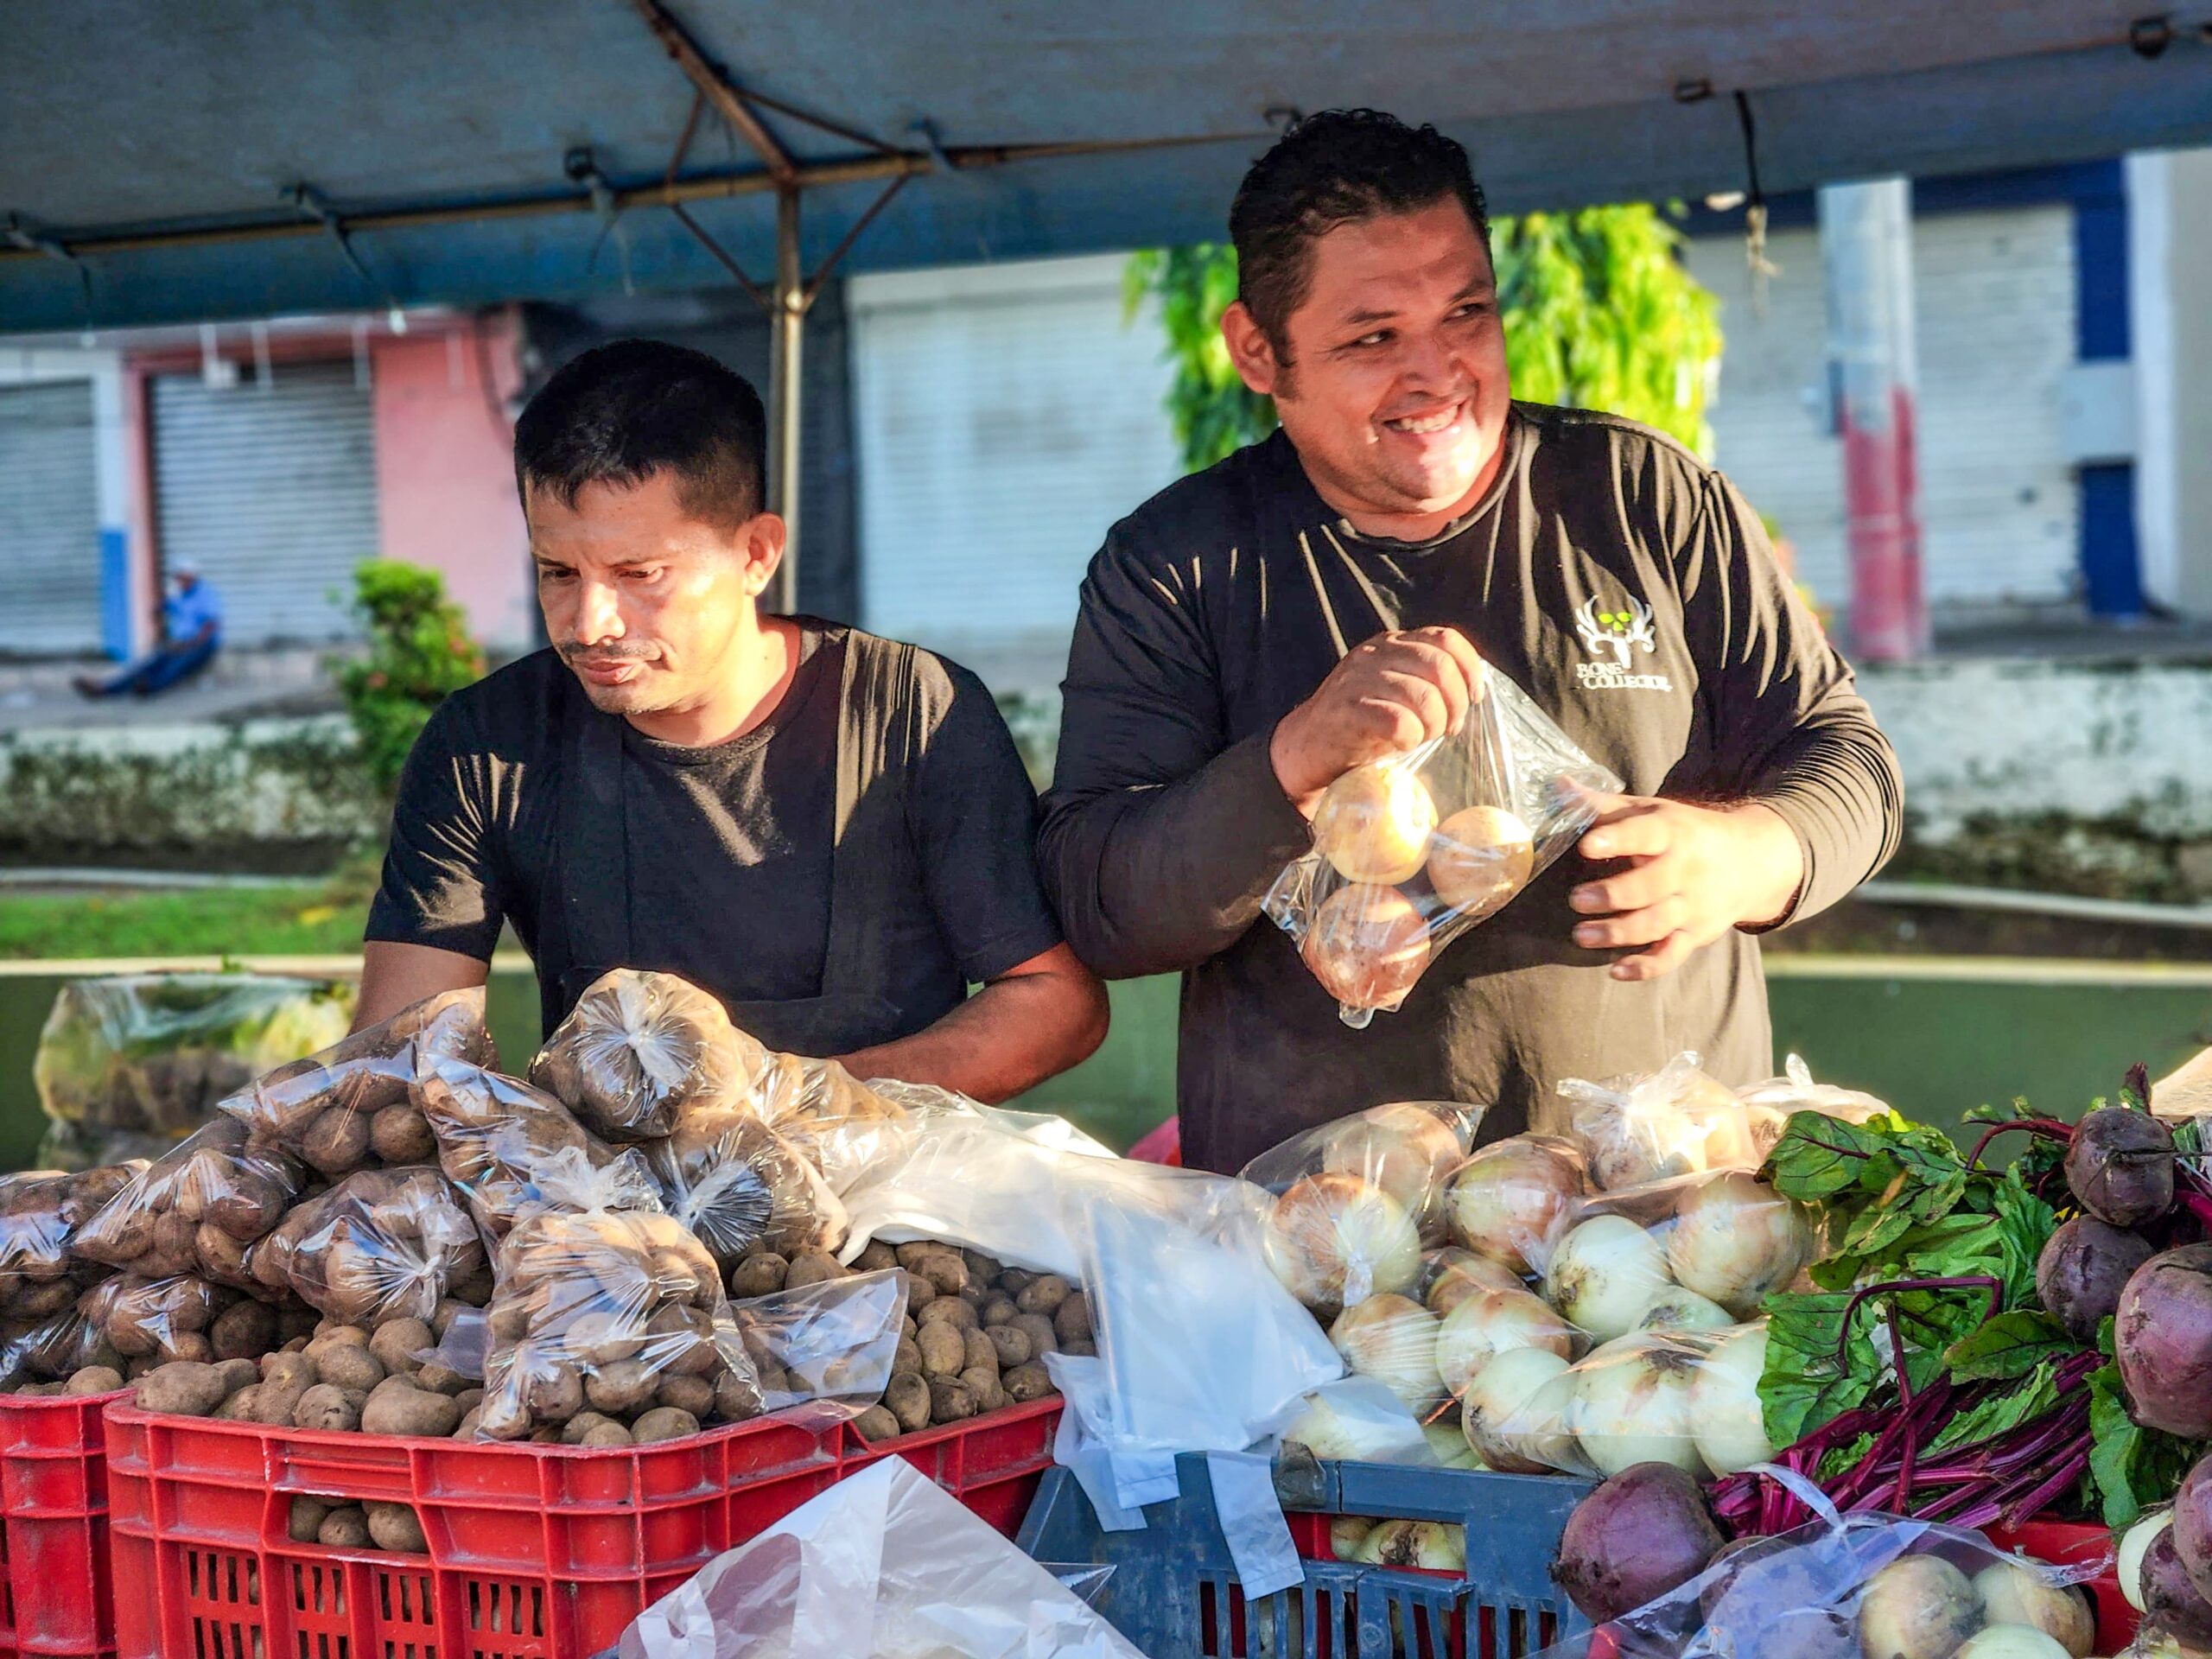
(1568, 796, 1804, 981)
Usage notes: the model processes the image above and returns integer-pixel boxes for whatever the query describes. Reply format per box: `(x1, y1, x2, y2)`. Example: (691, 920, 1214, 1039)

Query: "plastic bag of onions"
(1538, 1171, 1815, 1343)
(1241, 1101, 1486, 1251)
(1555, 1052, 1764, 1192)
(1262, 670, 1620, 1028)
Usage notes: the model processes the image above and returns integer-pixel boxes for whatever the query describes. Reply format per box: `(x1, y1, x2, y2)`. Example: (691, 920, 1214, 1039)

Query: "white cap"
(170, 558, 200, 578)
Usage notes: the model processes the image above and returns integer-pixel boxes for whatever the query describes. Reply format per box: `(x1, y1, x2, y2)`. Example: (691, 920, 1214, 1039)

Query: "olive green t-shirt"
(1039, 405, 1903, 1173)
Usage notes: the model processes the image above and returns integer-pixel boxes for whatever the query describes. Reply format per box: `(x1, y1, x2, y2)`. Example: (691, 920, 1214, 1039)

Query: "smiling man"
(359, 339, 1108, 1097)
(1040, 110, 1903, 1172)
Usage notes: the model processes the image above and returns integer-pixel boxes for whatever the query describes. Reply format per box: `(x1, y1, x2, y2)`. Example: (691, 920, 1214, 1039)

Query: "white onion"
(1435, 1287, 1574, 1397)
(1423, 1249, 1524, 1318)
(1462, 1346, 1575, 1473)
(1261, 1173, 1423, 1311)
(1322, 1104, 1470, 1221)
(1858, 1556, 1984, 1659)
(1971, 1563, 2094, 1659)
(1446, 1137, 1586, 1275)
(1952, 1629, 2070, 1659)
(1331, 1515, 1378, 1560)
(1547, 1214, 1674, 1339)
(1571, 1333, 1702, 1478)
(1356, 1518, 1466, 1571)
(2120, 1510, 2172, 1612)
(1690, 1322, 1774, 1475)
(1636, 1286, 1736, 1333)
(1424, 1421, 1485, 1469)
(1281, 1393, 1422, 1463)
(1665, 1172, 1813, 1316)
(1330, 1294, 1445, 1414)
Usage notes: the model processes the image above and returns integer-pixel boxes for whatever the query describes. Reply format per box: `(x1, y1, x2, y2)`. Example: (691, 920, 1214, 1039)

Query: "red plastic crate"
(0, 1388, 124, 1659)
(1987, 1517, 2136, 1657)
(840, 1396, 1063, 1538)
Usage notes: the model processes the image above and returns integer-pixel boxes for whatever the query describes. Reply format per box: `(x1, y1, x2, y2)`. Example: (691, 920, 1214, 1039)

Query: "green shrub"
(335, 561, 485, 794)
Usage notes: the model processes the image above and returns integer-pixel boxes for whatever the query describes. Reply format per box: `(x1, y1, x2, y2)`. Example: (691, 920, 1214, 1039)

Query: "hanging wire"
(1732, 91, 1780, 314)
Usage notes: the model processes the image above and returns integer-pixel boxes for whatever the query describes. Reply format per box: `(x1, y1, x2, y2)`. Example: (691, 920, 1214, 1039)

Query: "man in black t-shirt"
(364, 340, 1108, 1101)
(1040, 111, 1902, 1171)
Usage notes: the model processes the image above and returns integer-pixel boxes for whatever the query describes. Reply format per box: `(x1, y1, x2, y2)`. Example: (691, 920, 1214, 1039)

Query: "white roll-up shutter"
(849, 255, 1179, 690)
(0, 380, 103, 653)
(151, 361, 379, 644)
(1686, 206, 2079, 613)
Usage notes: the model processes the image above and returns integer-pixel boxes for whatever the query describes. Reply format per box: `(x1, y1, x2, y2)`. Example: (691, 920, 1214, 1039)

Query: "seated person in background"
(75, 560, 223, 698)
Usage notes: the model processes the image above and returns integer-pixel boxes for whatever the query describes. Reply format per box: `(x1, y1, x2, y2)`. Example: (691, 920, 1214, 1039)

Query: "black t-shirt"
(1040, 406, 1904, 1173)
(367, 621, 1065, 1041)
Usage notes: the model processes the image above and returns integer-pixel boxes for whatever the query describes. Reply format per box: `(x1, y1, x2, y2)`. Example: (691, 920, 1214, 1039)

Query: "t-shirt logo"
(1573, 595, 1673, 691)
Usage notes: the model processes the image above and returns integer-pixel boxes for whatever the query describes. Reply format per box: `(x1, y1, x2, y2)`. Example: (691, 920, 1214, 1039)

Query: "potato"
(212, 1357, 262, 1396)
(294, 1383, 362, 1432)
(916, 1298, 979, 1334)
(982, 1325, 1031, 1369)
(416, 1363, 469, 1396)
(960, 1364, 1007, 1412)
(559, 1411, 620, 1446)
(782, 1252, 845, 1290)
(909, 1253, 968, 1299)
(453, 1407, 482, 1439)
(429, 1299, 470, 1341)
(369, 1106, 436, 1165)
(916, 1324, 966, 1379)
(629, 1407, 700, 1444)
(962, 1249, 1004, 1285)
(728, 1253, 786, 1299)
(958, 1282, 990, 1310)
(214, 1386, 259, 1421)
(208, 1300, 278, 1362)
(313, 1321, 368, 1344)
(1009, 1314, 1058, 1358)
(584, 1359, 657, 1415)
(575, 1416, 632, 1446)
(1061, 1338, 1096, 1358)
(892, 1337, 923, 1376)
(368, 1319, 434, 1378)
(655, 1374, 715, 1418)
(318, 1506, 371, 1548)
(1053, 1293, 1092, 1345)
(262, 1351, 317, 1389)
(520, 1363, 585, 1425)
(1003, 1363, 1057, 1404)
(363, 1377, 462, 1438)
(981, 1297, 1018, 1328)
(289, 1496, 333, 1543)
(311, 1342, 386, 1394)
(453, 1387, 484, 1414)
(66, 1365, 124, 1395)
(896, 1269, 936, 1312)
(302, 1109, 372, 1177)
(645, 1305, 719, 1376)
(365, 1502, 427, 1554)
(134, 1361, 229, 1416)
(252, 1374, 315, 1426)
(713, 1369, 761, 1424)
(852, 1241, 898, 1274)
(1016, 1275, 1070, 1316)
(961, 1328, 999, 1376)
(884, 1371, 931, 1433)
(926, 1376, 976, 1424)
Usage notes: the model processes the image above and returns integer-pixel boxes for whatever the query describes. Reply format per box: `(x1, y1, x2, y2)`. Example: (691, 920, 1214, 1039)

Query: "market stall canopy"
(4, 0, 2211, 332)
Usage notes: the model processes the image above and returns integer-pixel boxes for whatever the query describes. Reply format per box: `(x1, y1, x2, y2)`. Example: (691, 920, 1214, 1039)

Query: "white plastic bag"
(617, 1456, 1146, 1659)
(1265, 672, 1620, 1027)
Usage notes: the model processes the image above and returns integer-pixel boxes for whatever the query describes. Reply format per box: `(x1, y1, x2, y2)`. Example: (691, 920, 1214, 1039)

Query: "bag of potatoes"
(748, 1054, 914, 1196)
(1263, 671, 1618, 1027)
(647, 1103, 847, 1268)
(0, 1163, 143, 1318)
(530, 969, 766, 1142)
(73, 1117, 302, 1291)
(416, 1058, 662, 1236)
(251, 1166, 488, 1326)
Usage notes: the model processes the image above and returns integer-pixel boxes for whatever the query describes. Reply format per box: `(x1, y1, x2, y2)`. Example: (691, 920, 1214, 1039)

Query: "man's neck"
(1308, 435, 1509, 544)
(625, 616, 801, 747)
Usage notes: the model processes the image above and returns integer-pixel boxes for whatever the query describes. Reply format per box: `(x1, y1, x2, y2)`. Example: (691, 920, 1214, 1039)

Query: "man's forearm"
(1742, 715, 1905, 926)
(836, 948, 1109, 1104)
(1039, 732, 1313, 980)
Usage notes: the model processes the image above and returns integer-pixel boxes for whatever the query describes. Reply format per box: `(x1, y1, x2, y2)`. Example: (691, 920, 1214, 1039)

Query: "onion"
(1463, 1346, 1575, 1473)
(1690, 1323, 1774, 1475)
(1301, 884, 1430, 1010)
(1280, 1390, 1424, 1463)
(2122, 1511, 2174, 1613)
(1548, 1214, 1674, 1340)
(1665, 1172, 1813, 1316)
(1446, 1135, 1587, 1275)
(1857, 1555, 1985, 1659)
(1356, 1519, 1466, 1571)
(1314, 765, 1437, 885)
(1951, 1630, 2069, 1659)
(1427, 805, 1535, 918)
(1331, 1515, 1378, 1560)
(1571, 1334, 1702, 1478)
(1435, 1287, 1575, 1397)
(1261, 1172, 1422, 1312)
(1971, 1563, 2093, 1659)
(1330, 1294, 1444, 1414)
(1322, 1103, 1471, 1223)
(1423, 1249, 1525, 1317)
(1425, 1421, 1484, 1469)
(1636, 1286, 1735, 1333)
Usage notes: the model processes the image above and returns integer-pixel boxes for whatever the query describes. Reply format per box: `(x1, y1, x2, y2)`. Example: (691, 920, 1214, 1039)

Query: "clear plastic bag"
(751, 1054, 914, 1195)
(35, 972, 355, 1141)
(416, 1058, 663, 1236)
(251, 1166, 488, 1326)
(646, 1103, 847, 1269)
(618, 1455, 1146, 1659)
(1476, 1318, 1775, 1480)
(530, 969, 764, 1143)
(1738, 1054, 1894, 1143)
(0, 1165, 141, 1321)
(76, 1270, 239, 1366)
(730, 1269, 906, 1421)
(1240, 1101, 1487, 1252)
(1264, 673, 1620, 1027)
(73, 1116, 302, 1291)
(1558, 1052, 1765, 1191)
(219, 987, 495, 1178)
(1440, 1133, 1592, 1278)
(478, 1205, 760, 1441)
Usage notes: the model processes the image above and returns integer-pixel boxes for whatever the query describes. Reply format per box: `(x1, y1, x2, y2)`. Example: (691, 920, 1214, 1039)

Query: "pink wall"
(371, 313, 535, 652)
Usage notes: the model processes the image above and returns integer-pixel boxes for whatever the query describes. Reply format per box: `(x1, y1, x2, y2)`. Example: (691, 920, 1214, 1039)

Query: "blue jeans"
(98, 636, 219, 696)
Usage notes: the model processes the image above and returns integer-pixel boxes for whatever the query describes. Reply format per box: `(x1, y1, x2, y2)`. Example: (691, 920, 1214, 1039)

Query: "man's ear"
(740, 512, 788, 600)
(1221, 301, 1283, 397)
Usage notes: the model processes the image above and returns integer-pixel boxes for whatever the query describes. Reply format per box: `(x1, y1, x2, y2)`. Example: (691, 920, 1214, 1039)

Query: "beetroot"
(2176, 1455, 2212, 1607)
(2144, 1526, 2212, 1647)
(2037, 1216, 2156, 1344)
(1550, 1462, 1724, 1623)
(2117, 1246, 2212, 1437)
(2066, 1106, 2175, 1227)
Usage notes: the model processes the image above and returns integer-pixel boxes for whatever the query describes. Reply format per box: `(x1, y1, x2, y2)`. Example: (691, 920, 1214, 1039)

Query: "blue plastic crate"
(1019, 1453, 1595, 1658)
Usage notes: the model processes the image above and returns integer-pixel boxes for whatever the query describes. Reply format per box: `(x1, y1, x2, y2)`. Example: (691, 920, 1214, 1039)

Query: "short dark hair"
(1230, 109, 1491, 355)
(513, 338, 767, 531)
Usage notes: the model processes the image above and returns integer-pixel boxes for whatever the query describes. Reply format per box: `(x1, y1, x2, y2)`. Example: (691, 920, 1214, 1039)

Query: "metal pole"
(769, 183, 804, 615)
(1818, 178, 1928, 662)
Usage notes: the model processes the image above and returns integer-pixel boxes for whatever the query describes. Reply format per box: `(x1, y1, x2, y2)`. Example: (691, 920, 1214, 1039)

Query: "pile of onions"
(1261, 1172, 1422, 1312)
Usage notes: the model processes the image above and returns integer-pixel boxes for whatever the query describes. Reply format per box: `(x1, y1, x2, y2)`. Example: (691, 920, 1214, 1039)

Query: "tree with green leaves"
(1125, 204, 1722, 474)
(335, 560, 486, 796)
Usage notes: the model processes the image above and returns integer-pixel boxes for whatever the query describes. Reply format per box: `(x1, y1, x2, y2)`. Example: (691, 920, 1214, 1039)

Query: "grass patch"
(0, 860, 378, 959)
